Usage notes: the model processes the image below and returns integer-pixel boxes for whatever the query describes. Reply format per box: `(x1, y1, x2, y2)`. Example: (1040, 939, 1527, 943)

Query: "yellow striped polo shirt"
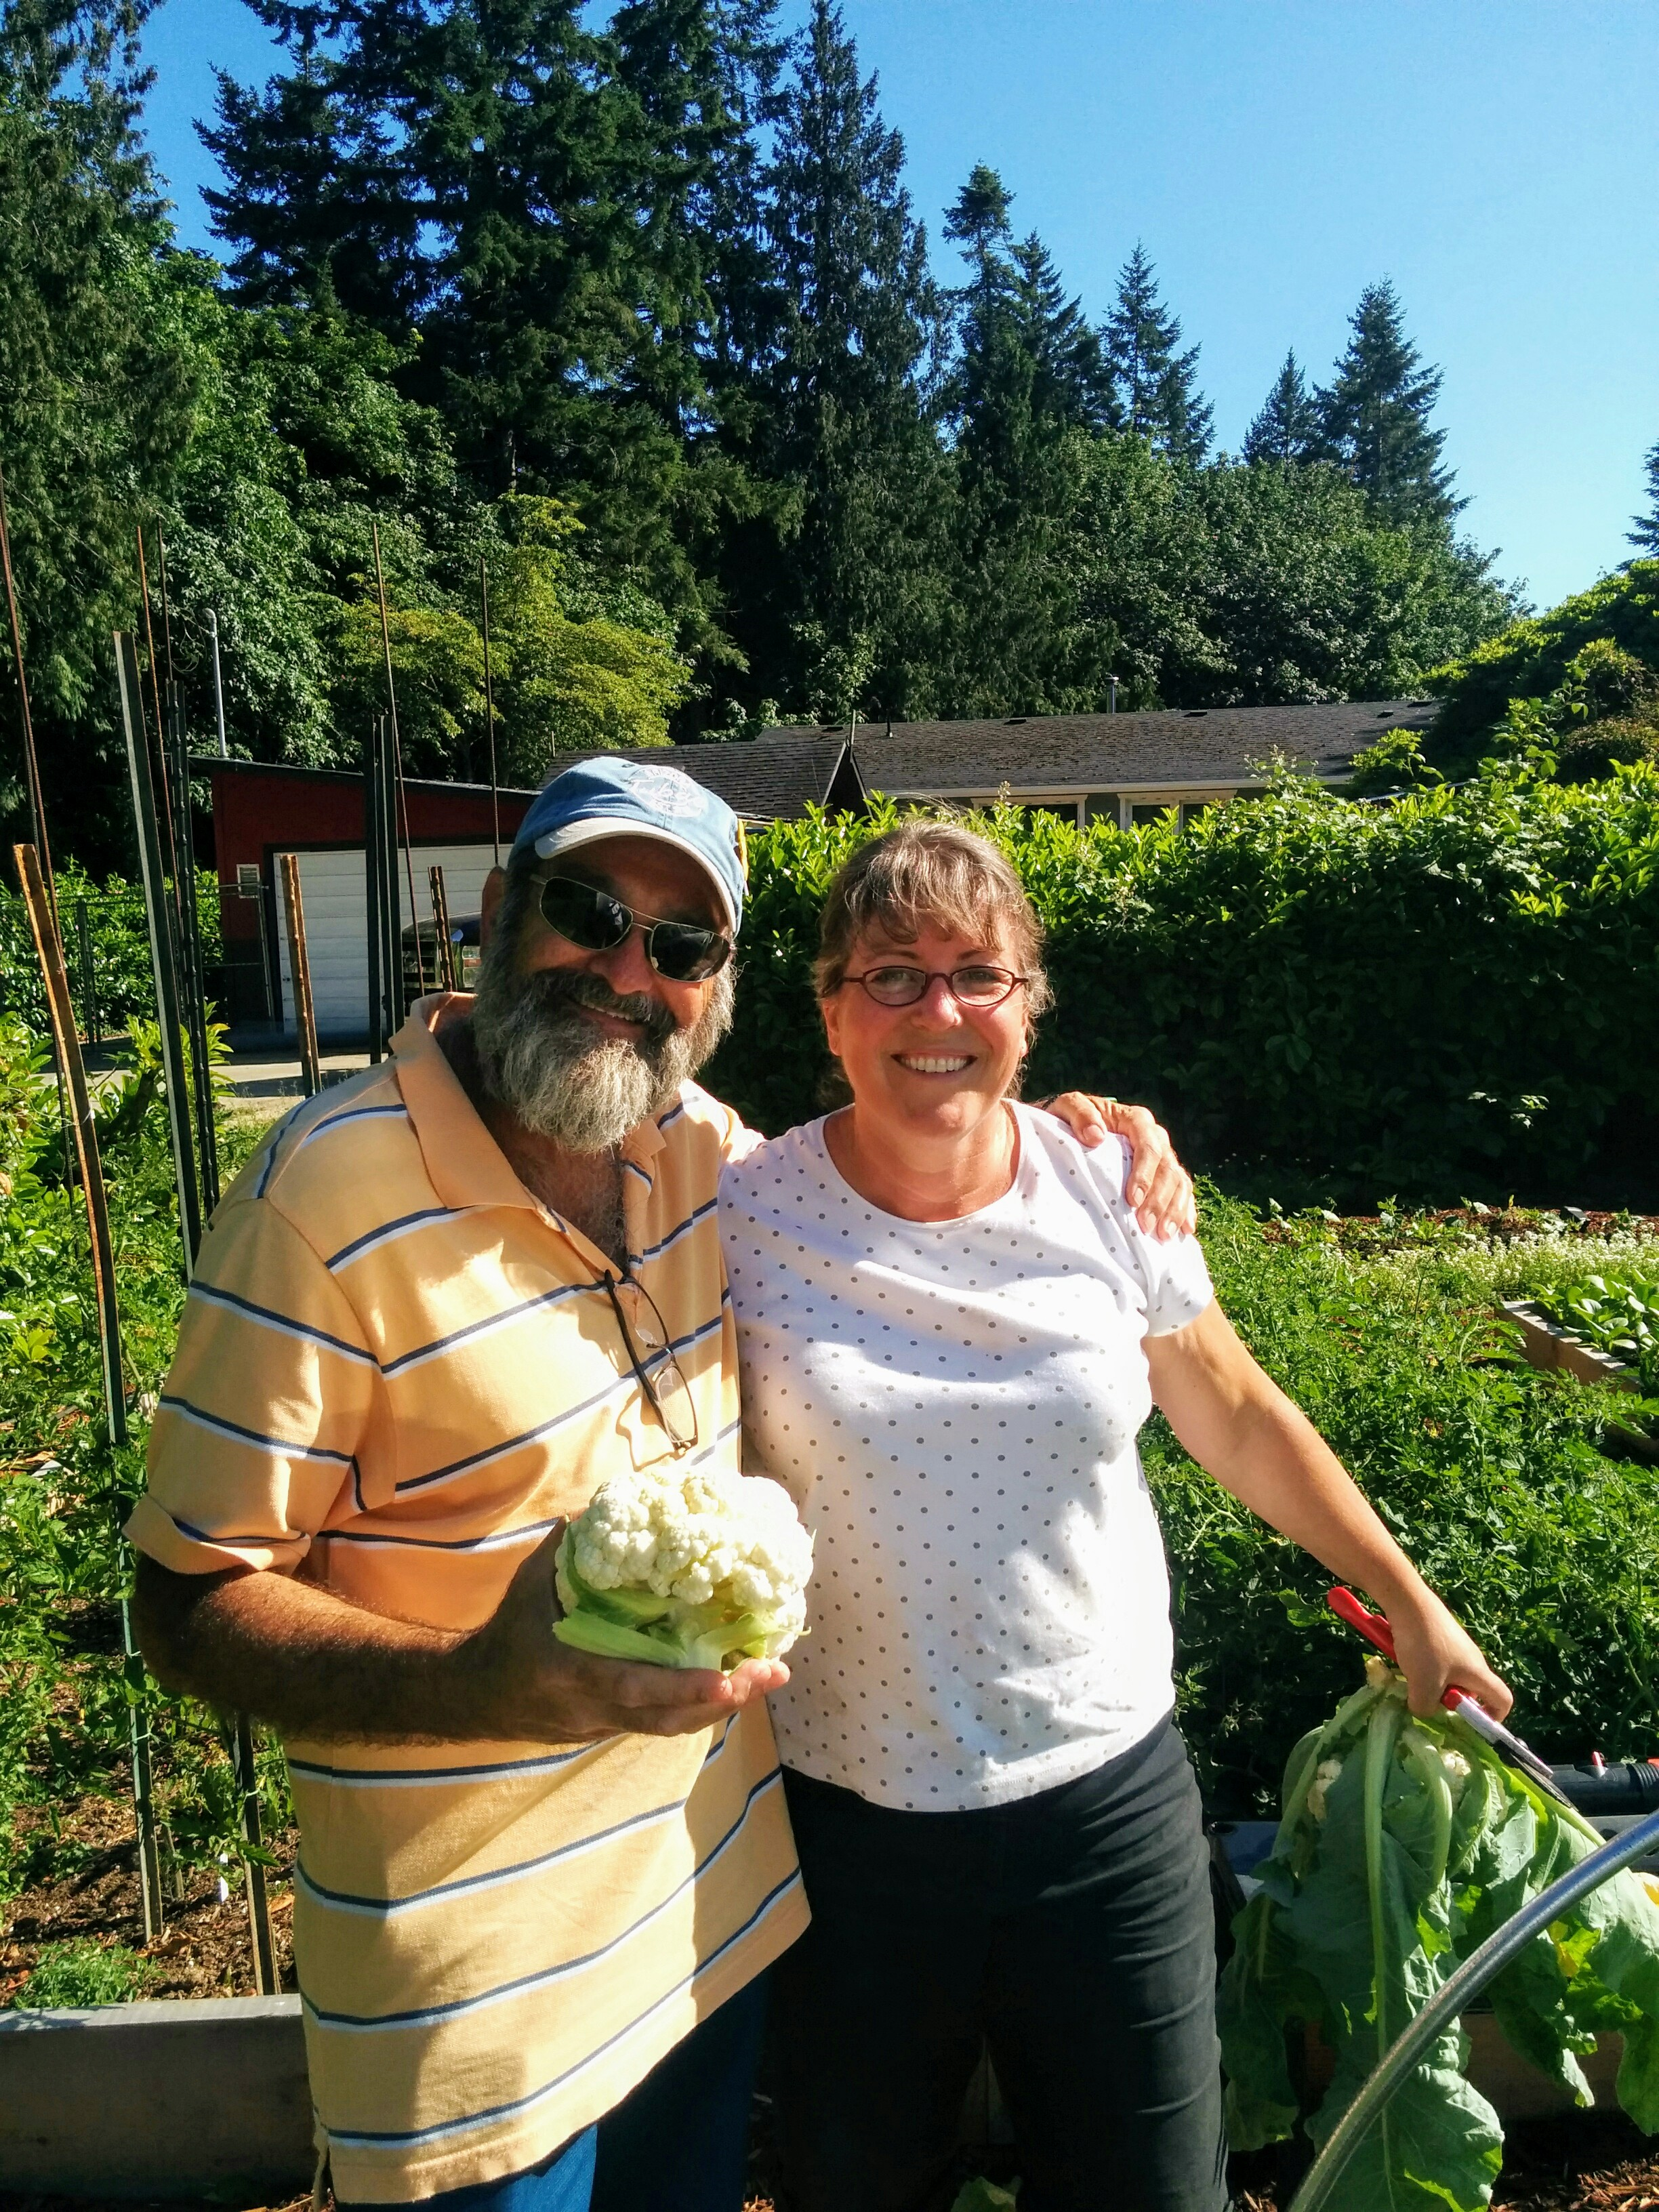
(127, 999, 808, 2203)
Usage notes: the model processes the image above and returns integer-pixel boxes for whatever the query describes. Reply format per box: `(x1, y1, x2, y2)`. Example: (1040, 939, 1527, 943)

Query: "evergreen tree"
(1101, 243, 1211, 463)
(1628, 441, 1659, 556)
(1315, 279, 1460, 526)
(1243, 349, 1319, 464)
(719, 0, 951, 720)
(934, 165, 1113, 712)
(0, 0, 208, 860)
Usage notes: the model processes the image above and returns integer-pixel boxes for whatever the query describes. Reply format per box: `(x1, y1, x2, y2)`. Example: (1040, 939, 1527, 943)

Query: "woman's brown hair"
(814, 821, 1052, 1021)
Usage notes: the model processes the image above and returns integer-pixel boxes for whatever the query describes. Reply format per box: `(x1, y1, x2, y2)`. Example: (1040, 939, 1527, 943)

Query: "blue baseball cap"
(510, 758, 747, 937)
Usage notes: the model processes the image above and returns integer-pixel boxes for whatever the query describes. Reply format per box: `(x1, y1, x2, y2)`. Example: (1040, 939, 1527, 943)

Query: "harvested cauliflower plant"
(1219, 1655, 1659, 2212)
(553, 1465, 813, 1671)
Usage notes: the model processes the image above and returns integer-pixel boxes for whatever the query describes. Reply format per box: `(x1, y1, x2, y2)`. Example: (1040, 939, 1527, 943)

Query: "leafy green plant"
(1221, 1657, 1659, 2212)
(11, 1938, 159, 2009)
(1532, 1269, 1659, 1390)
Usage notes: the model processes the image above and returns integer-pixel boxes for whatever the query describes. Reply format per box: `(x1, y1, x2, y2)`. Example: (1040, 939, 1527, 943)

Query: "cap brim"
(533, 820, 739, 936)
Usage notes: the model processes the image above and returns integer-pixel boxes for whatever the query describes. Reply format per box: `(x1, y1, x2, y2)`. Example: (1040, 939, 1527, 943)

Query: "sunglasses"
(600, 1273, 699, 1458)
(538, 876, 732, 984)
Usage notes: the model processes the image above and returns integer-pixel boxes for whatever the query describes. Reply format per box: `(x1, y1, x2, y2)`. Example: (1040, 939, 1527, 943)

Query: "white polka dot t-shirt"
(718, 1104, 1214, 1811)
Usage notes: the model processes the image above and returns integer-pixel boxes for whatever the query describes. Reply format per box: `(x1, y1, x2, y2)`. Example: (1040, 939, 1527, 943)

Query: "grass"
(10, 1935, 159, 2008)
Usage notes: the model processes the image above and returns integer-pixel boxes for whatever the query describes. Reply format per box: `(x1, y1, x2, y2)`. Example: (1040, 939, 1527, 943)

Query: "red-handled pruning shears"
(1326, 1586, 1574, 1807)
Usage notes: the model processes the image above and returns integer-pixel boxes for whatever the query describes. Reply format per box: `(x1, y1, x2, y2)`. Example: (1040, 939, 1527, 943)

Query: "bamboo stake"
(280, 854, 321, 1096)
(428, 865, 457, 991)
(14, 842, 165, 1943)
(372, 526, 426, 994)
(480, 558, 500, 867)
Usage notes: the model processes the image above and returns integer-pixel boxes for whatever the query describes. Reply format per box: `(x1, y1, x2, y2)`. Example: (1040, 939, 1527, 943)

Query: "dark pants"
(341, 1973, 768, 2212)
(770, 1717, 1227, 2212)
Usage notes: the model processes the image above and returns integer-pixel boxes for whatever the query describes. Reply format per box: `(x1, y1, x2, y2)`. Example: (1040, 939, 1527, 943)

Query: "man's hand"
(1035, 1092, 1196, 1240)
(464, 1527, 787, 1742)
(132, 1534, 785, 1747)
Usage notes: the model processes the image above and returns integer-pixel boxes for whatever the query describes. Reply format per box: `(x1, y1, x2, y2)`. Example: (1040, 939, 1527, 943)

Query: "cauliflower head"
(553, 1465, 813, 1672)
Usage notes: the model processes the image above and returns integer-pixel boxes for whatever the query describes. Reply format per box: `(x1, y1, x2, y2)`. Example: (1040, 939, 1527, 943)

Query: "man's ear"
(480, 866, 506, 947)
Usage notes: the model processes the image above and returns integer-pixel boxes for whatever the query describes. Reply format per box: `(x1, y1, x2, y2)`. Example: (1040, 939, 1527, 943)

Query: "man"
(130, 758, 1191, 2212)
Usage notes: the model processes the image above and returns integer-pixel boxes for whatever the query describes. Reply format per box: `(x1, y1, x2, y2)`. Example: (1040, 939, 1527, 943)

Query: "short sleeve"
(1073, 1130, 1214, 1338)
(1138, 1221, 1214, 1337)
(125, 1192, 378, 1576)
(717, 1101, 767, 1168)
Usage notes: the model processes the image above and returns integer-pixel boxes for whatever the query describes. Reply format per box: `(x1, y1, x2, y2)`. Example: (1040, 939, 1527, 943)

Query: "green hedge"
(0, 867, 222, 1039)
(703, 764, 1659, 1204)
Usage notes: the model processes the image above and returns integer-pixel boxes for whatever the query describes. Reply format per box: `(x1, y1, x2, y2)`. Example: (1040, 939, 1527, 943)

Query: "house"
(199, 698, 1425, 1037)
(778, 698, 1433, 830)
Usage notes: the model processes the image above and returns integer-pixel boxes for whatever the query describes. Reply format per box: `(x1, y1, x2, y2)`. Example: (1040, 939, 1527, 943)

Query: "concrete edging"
(0, 1992, 313, 2198)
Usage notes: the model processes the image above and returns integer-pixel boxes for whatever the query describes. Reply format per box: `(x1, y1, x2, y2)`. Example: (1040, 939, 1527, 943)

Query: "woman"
(718, 821, 1509, 2212)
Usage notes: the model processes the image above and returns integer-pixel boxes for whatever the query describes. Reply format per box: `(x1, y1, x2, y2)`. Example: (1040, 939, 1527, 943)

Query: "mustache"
(520, 964, 678, 1049)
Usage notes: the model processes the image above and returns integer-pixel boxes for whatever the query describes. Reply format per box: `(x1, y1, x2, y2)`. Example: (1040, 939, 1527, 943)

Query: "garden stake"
(167, 697, 220, 1212)
(135, 529, 182, 894)
(480, 556, 500, 866)
(115, 630, 203, 1271)
(373, 525, 426, 993)
(75, 900, 100, 1044)
(365, 717, 385, 1062)
(280, 853, 322, 1094)
(430, 864, 457, 991)
(232, 1714, 278, 1995)
(14, 841, 167, 1944)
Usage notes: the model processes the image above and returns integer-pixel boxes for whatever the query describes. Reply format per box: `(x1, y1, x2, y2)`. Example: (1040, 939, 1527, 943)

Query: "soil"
(0, 1784, 297, 2004)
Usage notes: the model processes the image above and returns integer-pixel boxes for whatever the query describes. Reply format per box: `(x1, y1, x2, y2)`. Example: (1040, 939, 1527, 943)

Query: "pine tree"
(1101, 243, 1211, 463)
(720, 0, 951, 720)
(1315, 279, 1460, 526)
(1628, 442, 1659, 557)
(1243, 349, 1319, 464)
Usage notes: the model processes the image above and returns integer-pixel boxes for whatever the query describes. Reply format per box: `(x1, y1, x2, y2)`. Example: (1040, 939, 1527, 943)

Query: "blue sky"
(138, 0, 1658, 611)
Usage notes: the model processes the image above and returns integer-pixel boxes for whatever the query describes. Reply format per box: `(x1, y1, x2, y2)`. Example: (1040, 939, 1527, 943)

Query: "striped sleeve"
(126, 1194, 378, 1576)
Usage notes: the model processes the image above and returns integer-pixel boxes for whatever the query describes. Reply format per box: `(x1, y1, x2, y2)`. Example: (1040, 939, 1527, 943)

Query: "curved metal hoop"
(1288, 1807, 1659, 2212)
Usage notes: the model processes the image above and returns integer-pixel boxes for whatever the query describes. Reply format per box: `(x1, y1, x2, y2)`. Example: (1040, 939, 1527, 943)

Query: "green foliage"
(709, 772, 1659, 1204)
(1147, 1193, 1659, 1812)
(0, 1029, 287, 1905)
(1427, 562, 1659, 769)
(1311, 277, 1460, 527)
(1219, 1664, 1659, 2208)
(11, 1936, 159, 2007)
(1532, 1267, 1659, 1391)
(0, 865, 221, 1035)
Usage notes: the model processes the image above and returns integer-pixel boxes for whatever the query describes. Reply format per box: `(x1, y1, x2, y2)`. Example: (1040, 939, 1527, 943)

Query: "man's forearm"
(133, 1555, 480, 1743)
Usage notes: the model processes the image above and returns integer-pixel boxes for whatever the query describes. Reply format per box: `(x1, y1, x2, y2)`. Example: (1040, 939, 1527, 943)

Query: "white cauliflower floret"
(1307, 1757, 1345, 1822)
(555, 1465, 813, 1670)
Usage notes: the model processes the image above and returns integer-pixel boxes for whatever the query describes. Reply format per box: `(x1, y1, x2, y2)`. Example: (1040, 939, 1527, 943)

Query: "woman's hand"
(1386, 1587, 1513, 1722)
(1035, 1094, 1196, 1239)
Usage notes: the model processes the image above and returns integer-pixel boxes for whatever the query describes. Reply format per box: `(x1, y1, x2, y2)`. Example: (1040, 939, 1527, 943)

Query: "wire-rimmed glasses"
(840, 963, 1027, 1010)
(598, 1272, 699, 1458)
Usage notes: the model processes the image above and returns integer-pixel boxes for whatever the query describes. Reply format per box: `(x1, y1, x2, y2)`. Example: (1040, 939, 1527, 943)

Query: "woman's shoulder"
(1015, 1103, 1134, 1207)
(717, 1116, 827, 1207)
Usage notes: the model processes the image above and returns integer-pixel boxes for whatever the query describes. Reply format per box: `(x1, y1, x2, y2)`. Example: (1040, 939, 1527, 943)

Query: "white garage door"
(274, 843, 498, 1038)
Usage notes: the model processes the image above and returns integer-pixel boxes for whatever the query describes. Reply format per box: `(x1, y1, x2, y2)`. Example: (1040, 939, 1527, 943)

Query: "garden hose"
(1286, 1807, 1659, 2212)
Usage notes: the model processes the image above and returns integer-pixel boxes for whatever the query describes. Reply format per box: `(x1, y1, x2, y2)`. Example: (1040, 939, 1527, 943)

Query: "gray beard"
(470, 952, 733, 1155)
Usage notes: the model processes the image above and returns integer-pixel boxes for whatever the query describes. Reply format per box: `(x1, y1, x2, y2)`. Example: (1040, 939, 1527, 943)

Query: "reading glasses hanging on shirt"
(842, 964, 1027, 1009)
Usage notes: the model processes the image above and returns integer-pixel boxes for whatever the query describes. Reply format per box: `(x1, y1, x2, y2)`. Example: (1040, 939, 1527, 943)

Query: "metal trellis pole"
(480, 557, 500, 868)
(373, 526, 426, 995)
(14, 842, 165, 1943)
(115, 632, 201, 1274)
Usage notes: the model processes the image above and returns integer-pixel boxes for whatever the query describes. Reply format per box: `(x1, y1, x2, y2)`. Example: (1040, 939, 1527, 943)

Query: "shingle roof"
(781, 700, 1434, 797)
(556, 733, 853, 821)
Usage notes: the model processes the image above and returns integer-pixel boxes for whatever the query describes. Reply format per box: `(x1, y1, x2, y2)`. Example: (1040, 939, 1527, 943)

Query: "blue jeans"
(344, 1974, 769, 2212)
